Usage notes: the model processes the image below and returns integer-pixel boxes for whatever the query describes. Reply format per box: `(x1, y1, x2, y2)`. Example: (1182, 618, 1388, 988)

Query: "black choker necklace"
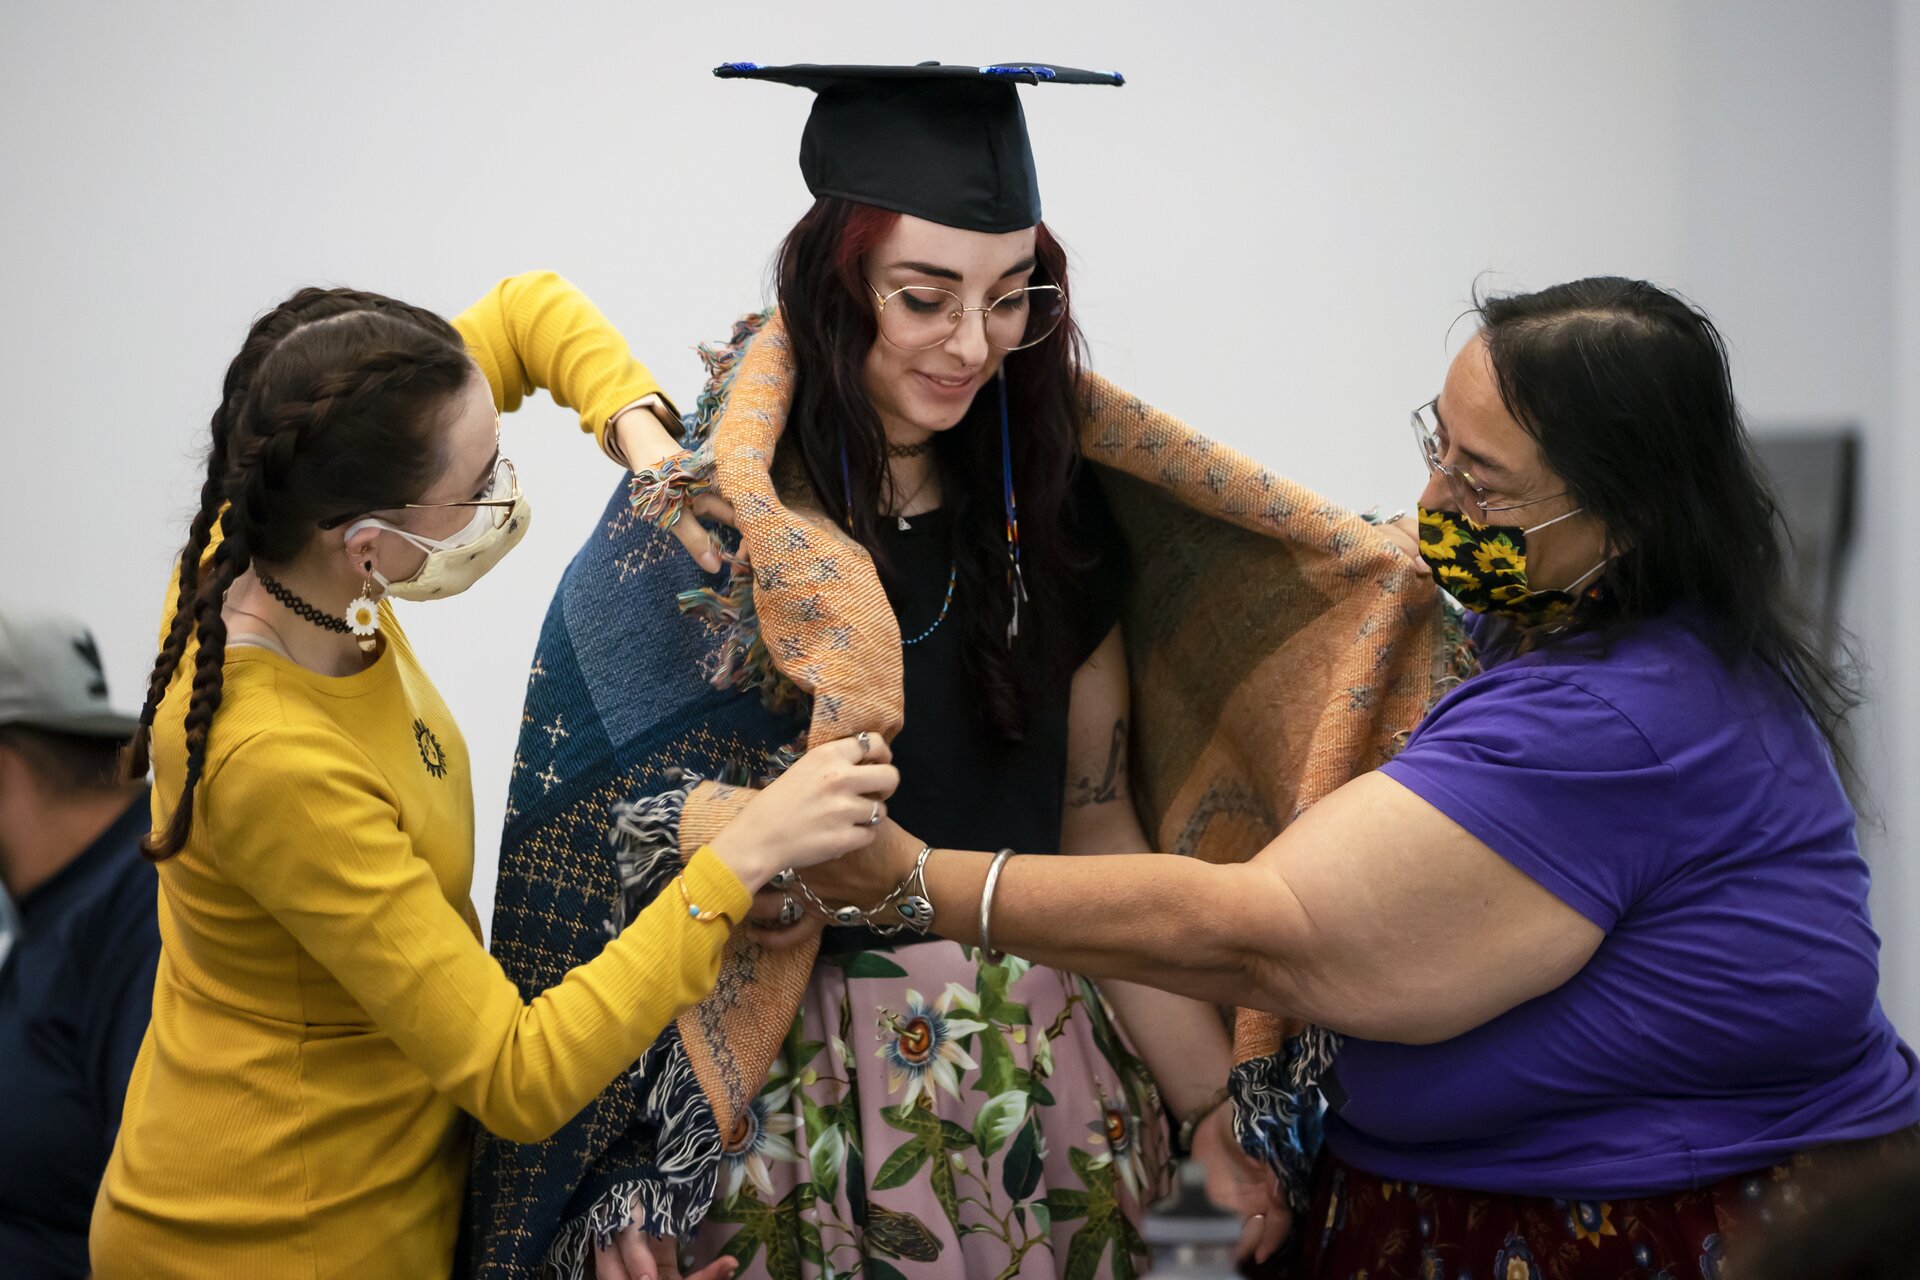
(256, 571, 352, 635)
(887, 441, 934, 459)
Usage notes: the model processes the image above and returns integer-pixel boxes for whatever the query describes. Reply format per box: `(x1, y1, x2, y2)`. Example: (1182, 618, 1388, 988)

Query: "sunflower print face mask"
(1417, 505, 1606, 625)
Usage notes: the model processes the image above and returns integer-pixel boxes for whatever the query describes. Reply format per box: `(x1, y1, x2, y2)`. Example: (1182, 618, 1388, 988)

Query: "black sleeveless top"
(820, 468, 1127, 954)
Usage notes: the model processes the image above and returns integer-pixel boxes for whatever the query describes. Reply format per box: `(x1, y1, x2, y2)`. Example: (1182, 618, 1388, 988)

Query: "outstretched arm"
(806, 765, 1600, 1046)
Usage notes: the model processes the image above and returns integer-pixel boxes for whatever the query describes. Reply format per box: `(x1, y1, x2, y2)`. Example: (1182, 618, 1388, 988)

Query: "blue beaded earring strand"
(999, 368, 1027, 644)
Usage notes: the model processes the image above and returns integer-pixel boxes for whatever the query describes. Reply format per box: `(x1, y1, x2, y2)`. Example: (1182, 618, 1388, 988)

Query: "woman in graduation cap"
(466, 62, 1301, 1280)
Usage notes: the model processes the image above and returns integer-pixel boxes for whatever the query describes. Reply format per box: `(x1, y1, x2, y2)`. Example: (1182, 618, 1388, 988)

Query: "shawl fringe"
(543, 1031, 721, 1278)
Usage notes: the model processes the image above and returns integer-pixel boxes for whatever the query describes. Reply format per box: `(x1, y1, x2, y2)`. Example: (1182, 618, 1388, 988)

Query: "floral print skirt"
(1290, 1126, 1920, 1280)
(690, 940, 1169, 1280)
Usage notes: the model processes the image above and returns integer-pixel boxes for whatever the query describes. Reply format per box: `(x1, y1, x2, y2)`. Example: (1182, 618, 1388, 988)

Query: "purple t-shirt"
(1328, 610, 1919, 1198)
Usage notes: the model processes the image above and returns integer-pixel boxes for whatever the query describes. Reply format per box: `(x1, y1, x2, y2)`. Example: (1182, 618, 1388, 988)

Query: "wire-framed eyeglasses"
(401, 453, 520, 529)
(319, 421, 520, 531)
(1412, 399, 1561, 521)
(869, 282, 1067, 352)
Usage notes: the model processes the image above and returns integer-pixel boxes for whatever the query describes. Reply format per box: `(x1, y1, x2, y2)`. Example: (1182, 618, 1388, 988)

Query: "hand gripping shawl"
(463, 311, 1453, 1277)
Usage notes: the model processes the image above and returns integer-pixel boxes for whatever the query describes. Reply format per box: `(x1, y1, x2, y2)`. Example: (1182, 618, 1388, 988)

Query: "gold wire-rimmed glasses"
(869, 282, 1067, 352)
(402, 419, 520, 529)
(401, 454, 520, 529)
(318, 420, 520, 531)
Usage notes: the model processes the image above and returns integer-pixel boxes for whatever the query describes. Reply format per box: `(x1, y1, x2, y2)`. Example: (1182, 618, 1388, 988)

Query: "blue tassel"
(838, 428, 854, 528)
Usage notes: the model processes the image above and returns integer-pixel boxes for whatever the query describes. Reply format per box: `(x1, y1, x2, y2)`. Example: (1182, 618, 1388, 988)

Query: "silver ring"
(769, 867, 796, 889)
(856, 731, 871, 762)
(778, 895, 802, 926)
(866, 800, 883, 827)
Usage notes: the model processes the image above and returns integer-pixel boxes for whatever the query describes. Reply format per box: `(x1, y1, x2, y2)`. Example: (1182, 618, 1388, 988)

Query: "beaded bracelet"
(675, 872, 724, 923)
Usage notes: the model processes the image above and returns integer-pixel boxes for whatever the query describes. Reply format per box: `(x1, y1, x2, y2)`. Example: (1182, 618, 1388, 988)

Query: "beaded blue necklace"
(842, 368, 1020, 650)
(902, 562, 957, 646)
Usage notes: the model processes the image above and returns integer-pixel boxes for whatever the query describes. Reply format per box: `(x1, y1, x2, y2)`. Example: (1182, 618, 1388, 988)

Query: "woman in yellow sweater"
(89, 274, 898, 1280)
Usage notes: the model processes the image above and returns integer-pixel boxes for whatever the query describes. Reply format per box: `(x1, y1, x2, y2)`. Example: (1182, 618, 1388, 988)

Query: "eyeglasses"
(869, 282, 1067, 352)
(1412, 400, 1560, 521)
(402, 454, 520, 529)
(318, 422, 520, 531)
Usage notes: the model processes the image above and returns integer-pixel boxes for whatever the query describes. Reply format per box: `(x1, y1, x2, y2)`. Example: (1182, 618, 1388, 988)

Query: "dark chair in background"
(1752, 427, 1860, 658)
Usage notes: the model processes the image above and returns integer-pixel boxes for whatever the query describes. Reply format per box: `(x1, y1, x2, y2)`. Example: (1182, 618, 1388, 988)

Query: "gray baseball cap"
(0, 606, 141, 740)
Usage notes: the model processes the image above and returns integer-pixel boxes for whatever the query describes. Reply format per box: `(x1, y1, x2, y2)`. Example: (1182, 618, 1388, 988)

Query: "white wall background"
(1888, 0, 1920, 1042)
(1669, 2, 1914, 1035)
(2, 2, 1912, 1026)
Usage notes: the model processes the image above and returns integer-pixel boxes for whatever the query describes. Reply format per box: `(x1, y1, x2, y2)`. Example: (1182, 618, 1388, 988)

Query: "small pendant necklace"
(881, 454, 951, 643)
(891, 463, 938, 532)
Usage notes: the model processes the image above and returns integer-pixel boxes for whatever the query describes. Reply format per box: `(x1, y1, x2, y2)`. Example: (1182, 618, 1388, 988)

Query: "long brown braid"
(130, 288, 472, 859)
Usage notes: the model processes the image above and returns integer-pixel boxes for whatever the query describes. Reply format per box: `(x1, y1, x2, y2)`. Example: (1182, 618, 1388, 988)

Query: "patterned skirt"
(1289, 1126, 1920, 1280)
(689, 939, 1170, 1280)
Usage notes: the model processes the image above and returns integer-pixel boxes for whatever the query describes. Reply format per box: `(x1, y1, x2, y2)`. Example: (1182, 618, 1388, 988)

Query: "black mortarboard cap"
(715, 61, 1124, 234)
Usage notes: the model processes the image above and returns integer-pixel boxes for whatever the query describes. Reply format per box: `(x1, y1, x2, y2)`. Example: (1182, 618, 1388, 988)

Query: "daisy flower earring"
(345, 562, 381, 653)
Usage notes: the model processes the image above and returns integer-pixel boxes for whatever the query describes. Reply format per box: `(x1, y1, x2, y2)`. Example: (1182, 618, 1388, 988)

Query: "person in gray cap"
(0, 605, 153, 1280)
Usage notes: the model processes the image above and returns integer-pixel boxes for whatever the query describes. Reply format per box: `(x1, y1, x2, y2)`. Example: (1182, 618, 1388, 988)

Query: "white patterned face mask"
(343, 455, 532, 602)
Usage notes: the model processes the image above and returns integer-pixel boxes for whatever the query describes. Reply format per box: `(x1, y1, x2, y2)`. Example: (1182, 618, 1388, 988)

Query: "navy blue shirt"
(0, 796, 156, 1278)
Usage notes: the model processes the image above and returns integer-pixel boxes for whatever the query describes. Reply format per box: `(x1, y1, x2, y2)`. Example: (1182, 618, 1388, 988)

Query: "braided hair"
(126, 288, 473, 859)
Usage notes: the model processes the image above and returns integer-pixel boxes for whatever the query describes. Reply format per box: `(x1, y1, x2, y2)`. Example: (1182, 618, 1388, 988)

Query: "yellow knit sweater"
(90, 274, 745, 1279)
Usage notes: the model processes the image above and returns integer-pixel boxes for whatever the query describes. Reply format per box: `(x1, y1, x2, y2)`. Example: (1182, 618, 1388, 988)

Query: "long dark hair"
(125, 288, 473, 859)
(1475, 276, 1862, 776)
(774, 197, 1095, 739)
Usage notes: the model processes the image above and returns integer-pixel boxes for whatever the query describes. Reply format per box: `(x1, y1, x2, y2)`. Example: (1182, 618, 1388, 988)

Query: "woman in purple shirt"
(803, 277, 1920, 1276)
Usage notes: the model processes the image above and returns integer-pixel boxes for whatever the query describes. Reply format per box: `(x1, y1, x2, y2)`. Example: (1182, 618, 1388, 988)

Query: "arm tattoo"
(1067, 718, 1128, 809)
